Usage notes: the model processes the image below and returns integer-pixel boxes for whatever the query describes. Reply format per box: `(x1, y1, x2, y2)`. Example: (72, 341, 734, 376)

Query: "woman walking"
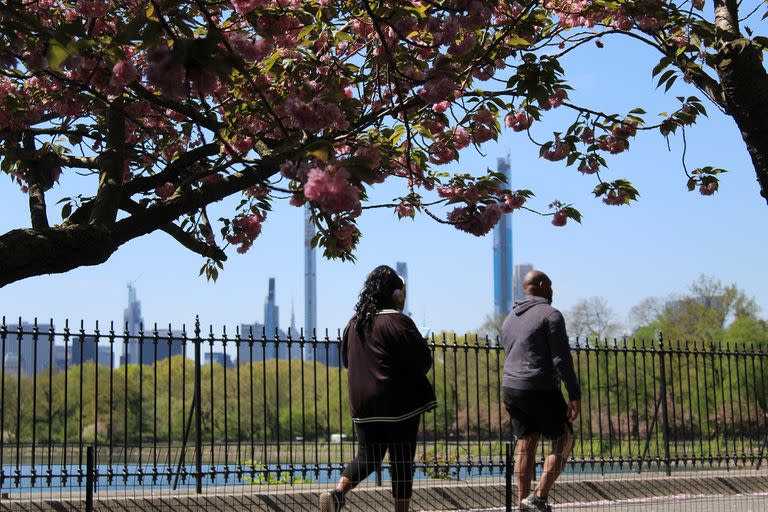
(320, 265, 437, 512)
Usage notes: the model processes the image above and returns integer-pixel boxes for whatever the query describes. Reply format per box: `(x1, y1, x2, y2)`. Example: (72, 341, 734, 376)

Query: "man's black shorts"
(503, 387, 572, 440)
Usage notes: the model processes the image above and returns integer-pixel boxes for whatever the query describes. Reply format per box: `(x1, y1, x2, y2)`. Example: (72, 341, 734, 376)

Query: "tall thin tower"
(395, 261, 409, 316)
(304, 204, 317, 338)
(493, 157, 513, 317)
(123, 282, 143, 365)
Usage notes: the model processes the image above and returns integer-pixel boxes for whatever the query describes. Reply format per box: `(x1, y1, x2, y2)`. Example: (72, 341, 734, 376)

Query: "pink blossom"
(75, 0, 109, 18)
(612, 121, 637, 139)
(418, 76, 458, 103)
(503, 194, 526, 211)
(333, 222, 358, 251)
(303, 167, 361, 213)
(432, 101, 450, 114)
(146, 46, 186, 99)
(472, 125, 495, 144)
(602, 191, 628, 206)
(428, 144, 457, 165)
(289, 193, 305, 206)
(110, 60, 137, 89)
(551, 210, 568, 227)
(448, 203, 503, 237)
(548, 89, 567, 109)
(578, 158, 599, 174)
(453, 127, 471, 149)
(227, 214, 263, 253)
(231, 0, 261, 13)
(396, 202, 415, 219)
(437, 186, 462, 198)
(597, 136, 628, 154)
(542, 140, 570, 161)
(699, 181, 718, 196)
(229, 34, 273, 62)
(155, 182, 176, 200)
(354, 145, 382, 169)
(448, 33, 476, 57)
(504, 111, 532, 132)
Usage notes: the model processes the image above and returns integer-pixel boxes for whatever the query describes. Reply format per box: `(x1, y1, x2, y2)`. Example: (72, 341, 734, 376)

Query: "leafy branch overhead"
(1, 0, 767, 286)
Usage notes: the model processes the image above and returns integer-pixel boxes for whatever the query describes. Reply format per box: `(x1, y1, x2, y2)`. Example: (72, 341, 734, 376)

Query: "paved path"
(458, 493, 768, 512)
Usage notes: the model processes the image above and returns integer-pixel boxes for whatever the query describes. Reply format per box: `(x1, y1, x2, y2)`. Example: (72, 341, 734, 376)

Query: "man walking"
(502, 270, 581, 512)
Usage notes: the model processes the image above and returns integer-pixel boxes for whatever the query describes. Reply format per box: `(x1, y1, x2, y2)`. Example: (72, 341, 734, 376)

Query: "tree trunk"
(715, 0, 768, 205)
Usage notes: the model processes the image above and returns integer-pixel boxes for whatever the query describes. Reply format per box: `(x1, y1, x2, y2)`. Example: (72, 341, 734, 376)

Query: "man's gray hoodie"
(501, 296, 581, 401)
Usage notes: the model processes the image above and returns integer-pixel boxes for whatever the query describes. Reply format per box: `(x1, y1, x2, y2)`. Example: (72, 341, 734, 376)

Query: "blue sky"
(0, 37, 765, 336)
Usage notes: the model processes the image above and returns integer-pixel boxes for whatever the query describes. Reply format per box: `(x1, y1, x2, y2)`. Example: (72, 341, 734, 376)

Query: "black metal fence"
(1, 316, 767, 497)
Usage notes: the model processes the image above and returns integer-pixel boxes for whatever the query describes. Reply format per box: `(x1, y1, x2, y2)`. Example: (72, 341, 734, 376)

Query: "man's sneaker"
(520, 491, 552, 512)
(319, 489, 345, 512)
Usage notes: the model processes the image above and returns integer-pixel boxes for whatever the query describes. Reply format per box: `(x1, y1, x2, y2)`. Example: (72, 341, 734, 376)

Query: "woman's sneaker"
(319, 489, 345, 512)
(520, 492, 552, 512)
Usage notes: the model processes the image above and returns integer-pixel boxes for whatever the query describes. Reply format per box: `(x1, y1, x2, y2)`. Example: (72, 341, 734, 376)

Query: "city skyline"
(2, 39, 766, 334)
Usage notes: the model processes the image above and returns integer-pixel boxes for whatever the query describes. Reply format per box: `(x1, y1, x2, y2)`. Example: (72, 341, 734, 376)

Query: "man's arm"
(547, 310, 582, 401)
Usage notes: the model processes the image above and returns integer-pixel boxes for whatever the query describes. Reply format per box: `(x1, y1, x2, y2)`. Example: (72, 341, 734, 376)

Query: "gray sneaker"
(319, 489, 345, 512)
(521, 492, 552, 512)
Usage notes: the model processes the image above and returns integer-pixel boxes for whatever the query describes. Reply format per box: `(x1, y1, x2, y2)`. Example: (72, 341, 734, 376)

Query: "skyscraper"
(493, 157, 513, 317)
(264, 277, 280, 338)
(513, 263, 534, 302)
(120, 284, 182, 365)
(123, 282, 143, 365)
(395, 261, 410, 316)
(304, 204, 317, 338)
(2, 321, 53, 375)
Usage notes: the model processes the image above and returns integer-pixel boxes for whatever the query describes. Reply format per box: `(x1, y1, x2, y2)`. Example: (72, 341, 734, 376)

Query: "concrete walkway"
(457, 493, 768, 511)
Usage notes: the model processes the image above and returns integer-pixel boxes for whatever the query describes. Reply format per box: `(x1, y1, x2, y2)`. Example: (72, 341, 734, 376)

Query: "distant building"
(72, 335, 113, 367)
(513, 263, 534, 302)
(395, 262, 410, 317)
(123, 283, 143, 366)
(204, 351, 233, 368)
(264, 278, 279, 339)
(2, 321, 54, 376)
(493, 157, 514, 317)
(119, 285, 183, 366)
(238, 278, 302, 362)
(304, 204, 317, 338)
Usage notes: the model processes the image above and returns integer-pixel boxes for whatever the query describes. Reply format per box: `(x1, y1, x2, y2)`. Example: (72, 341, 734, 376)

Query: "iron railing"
(0, 316, 767, 494)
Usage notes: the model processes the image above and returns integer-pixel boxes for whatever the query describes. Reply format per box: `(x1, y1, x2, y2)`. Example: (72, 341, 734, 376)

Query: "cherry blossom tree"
(1, 0, 766, 286)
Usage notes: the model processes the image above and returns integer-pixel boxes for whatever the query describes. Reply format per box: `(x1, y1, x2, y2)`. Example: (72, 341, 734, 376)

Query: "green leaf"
(664, 74, 678, 92)
(61, 202, 72, 220)
(46, 38, 71, 72)
(656, 70, 675, 89)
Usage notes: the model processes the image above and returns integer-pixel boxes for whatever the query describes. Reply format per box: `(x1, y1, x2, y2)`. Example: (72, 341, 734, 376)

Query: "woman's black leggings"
(341, 416, 420, 500)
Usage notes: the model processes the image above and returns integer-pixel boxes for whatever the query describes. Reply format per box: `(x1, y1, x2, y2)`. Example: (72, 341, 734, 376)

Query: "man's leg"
(515, 434, 539, 505)
(535, 428, 573, 500)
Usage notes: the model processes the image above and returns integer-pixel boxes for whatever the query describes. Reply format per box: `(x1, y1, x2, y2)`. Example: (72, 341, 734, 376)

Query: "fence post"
(194, 316, 203, 494)
(85, 445, 94, 512)
(505, 441, 514, 512)
(658, 332, 672, 477)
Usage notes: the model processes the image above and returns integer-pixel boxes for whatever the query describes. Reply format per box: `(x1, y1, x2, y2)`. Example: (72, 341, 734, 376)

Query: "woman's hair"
(354, 265, 403, 338)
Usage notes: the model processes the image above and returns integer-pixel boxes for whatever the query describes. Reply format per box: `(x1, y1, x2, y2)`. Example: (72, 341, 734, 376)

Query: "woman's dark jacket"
(341, 310, 437, 423)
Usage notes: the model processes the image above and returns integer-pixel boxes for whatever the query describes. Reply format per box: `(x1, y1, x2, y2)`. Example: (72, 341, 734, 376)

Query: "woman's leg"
(388, 416, 421, 512)
(337, 423, 386, 494)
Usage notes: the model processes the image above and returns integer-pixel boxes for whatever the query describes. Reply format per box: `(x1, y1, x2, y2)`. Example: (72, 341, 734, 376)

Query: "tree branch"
(121, 198, 227, 261)
(89, 100, 125, 225)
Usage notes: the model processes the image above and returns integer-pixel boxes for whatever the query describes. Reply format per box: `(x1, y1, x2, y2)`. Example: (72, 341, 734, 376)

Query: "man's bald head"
(523, 270, 553, 302)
